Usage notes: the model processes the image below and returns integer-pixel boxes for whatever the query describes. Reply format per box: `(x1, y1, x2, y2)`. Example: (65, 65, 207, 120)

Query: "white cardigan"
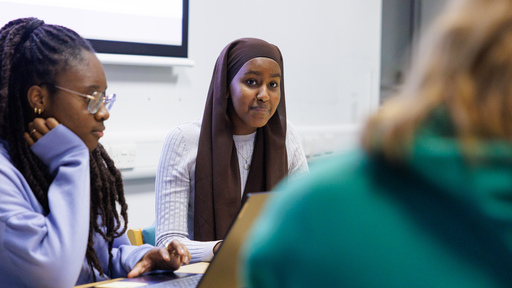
(155, 120, 309, 262)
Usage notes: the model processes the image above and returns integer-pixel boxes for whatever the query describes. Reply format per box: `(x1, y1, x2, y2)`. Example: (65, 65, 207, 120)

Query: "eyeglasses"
(54, 85, 116, 114)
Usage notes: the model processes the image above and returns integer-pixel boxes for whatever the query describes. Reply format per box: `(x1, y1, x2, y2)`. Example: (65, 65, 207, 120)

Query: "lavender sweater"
(0, 125, 152, 287)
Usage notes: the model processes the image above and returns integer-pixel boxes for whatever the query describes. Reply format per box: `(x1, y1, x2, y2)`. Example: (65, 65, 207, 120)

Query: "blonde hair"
(363, 0, 512, 161)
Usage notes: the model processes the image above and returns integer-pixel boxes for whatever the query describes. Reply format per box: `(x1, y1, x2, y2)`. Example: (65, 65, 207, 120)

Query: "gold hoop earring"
(34, 108, 42, 115)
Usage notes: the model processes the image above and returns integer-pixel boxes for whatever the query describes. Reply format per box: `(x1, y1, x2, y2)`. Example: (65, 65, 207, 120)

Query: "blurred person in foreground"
(241, 0, 512, 287)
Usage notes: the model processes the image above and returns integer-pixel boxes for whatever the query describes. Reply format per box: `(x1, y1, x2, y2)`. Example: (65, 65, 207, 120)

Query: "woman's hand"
(127, 239, 191, 278)
(24, 117, 59, 147)
(213, 241, 222, 254)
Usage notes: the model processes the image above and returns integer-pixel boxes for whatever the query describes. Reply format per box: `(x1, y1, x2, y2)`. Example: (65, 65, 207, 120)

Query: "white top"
(155, 120, 309, 262)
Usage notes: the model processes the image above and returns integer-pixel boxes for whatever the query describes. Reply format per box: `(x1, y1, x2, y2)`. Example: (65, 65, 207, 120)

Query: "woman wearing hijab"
(155, 38, 309, 263)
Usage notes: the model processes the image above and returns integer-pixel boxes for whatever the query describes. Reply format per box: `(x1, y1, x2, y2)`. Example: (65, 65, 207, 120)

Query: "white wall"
(99, 0, 382, 229)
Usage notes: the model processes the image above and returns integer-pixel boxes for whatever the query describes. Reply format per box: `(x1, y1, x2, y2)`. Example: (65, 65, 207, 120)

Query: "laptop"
(94, 192, 272, 288)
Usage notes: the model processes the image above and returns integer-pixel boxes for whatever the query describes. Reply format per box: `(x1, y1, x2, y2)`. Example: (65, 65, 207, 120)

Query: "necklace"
(236, 149, 251, 170)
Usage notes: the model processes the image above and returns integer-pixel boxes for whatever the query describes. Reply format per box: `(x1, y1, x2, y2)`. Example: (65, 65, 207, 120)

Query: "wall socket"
(105, 143, 136, 170)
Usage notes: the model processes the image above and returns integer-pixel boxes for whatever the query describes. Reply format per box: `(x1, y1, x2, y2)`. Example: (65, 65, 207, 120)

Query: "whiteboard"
(0, 0, 189, 60)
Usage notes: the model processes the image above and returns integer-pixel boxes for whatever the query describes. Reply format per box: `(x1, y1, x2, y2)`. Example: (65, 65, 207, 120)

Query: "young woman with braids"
(0, 18, 190, 287)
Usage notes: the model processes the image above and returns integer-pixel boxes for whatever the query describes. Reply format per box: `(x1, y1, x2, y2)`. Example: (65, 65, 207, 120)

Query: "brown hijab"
(194, 38, 288, 241)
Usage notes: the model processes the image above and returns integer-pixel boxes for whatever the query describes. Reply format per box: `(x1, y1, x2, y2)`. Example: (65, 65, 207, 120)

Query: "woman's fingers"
(45, 117, 59, 130)
(25, 117, 60, 146)
(127, 260, 150, 278)
(166, 239, 191, 264)
(24, 131, 35, 147)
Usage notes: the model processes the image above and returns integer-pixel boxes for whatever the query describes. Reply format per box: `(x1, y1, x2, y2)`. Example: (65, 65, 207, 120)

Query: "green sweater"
(242, 117, 512, 287)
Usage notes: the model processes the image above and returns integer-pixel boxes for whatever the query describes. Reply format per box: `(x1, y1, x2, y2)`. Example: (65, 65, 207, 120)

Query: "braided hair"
(0, 18, 128, 280)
